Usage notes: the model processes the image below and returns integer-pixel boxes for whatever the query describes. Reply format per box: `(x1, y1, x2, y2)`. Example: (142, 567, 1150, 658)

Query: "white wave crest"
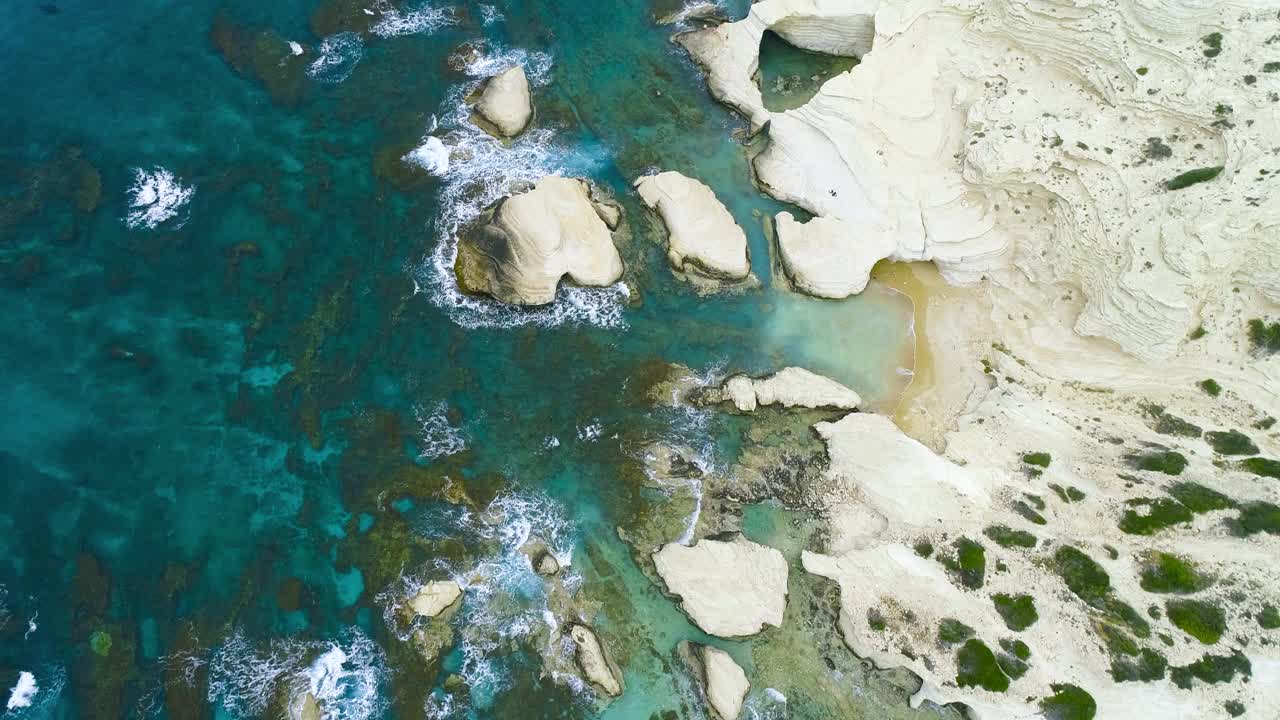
(207, 629, 387, 720)
(125, 167, 194, 230)
(416, 401, 466, 460)
(478, 5, 504, 25)
(307, 32, 363, 83)
(5, 672, 37, 711)
(370, 1, 455, 38)
(434, 491, 579, 701)
(403, 136, 450, 176)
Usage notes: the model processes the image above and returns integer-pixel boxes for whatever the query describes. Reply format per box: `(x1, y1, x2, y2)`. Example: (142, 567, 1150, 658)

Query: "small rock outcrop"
(775, 212, 894, 298)
(569, 624, 623, 697)
(406, 580, 463, 619)
(634, 172, 750, 283)
(710, 367, 861, 412)
(287, 691, 322, 720)
(701, 646, 749, 720)
(454, 176, 624, 305)
(472, 65, 532, 138)
(653, 535, 788, 637)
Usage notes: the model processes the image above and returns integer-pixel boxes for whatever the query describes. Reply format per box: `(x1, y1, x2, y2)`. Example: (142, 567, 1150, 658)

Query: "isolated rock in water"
(287, 691, 322, 720)
(701, 646, 749, 720)
(535, 551, 560, 576)
(634, 172, 750, 281)
(775, 212, 894, 298)
(653, 535, 787, 637)
(569, 624, 623, 697)
(406, 580, 462, 618)
(715, 367, 860, 412)
(473, 65, 532, 138)
(455, 176, 624, 305)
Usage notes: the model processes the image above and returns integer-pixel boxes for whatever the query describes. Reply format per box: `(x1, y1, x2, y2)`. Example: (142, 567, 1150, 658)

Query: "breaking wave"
(307, 32, 363, 83)
(416, 401, 466, 460)
(408, 44, 626, 330)
(125, 167, 194, 230)
(206, 628, 387, 720)
(370, 1, 456, 38)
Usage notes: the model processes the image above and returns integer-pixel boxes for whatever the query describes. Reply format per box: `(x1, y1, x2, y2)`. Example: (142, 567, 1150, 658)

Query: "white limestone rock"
(775, 212, 894, 298)
(700, 646, 749, 720)
(287, 692, 322, 720)
(717, 367, 861, 412)
(472, 65, 532, 138)
(406, 580, 463, 619)
(569, 624, 623, 697)
(454, 176, 624, 305)
(634, 171, 750, 282)
(653, 535, 787, 637)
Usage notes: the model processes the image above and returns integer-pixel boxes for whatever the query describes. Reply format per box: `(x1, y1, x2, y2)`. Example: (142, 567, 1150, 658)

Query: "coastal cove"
(0, 0, 928, 718)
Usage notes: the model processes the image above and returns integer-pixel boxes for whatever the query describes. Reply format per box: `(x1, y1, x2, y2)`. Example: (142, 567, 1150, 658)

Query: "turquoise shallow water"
(0, 1, 925, 718)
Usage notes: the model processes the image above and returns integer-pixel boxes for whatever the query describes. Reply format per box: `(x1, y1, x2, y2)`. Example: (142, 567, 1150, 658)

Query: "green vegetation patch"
(941, 537, 987, 590)
(1050, 484, 1086, 503)
(1202, 32, 1223, 58)
(984, 525, 1037, 548)
(867, 608, 887, 632)
(1258, 605, 1280, 629)
(913, 540, 934, 558)
(1170, 651, 1250, 690)
(1039, 684, 1097, 720)
(1022, 452, 1052, 468)
(1012, 500, 1047, 525)
(955, 639, 1010, 692)
(1167, 599, 1227, 644)
(1055, 546, 1149, 637)
(1247, 318, 1280, 354)
(1225, 700, 1246, 718)
(1054, 546, 1112, 606)
(1000, 637, 1031, 660)
(1155, 414, 1202, 437)
(1167, 482, 1236, 513)
(992, 594, 1039, 631)
(1166, 166, 1223, 190)
(1206, 430, 1259, 456)
(1232, 502, 1280, 536)
(1119, 497, 1193, 535)
(1254, 416, 1276, 430)
(1241, 457, 1280, 479)
(938, 618, 975, 645)
(1199, 379, 1222, 397)
(1111, 648, 1167, 683)
(997, 651, 1029, 680)
(1126, 450, 1188, 476)
(1140, 552, 1210, 594)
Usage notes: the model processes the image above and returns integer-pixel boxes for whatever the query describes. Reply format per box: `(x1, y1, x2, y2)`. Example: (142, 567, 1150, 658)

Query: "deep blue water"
(0, 1, 921, 717)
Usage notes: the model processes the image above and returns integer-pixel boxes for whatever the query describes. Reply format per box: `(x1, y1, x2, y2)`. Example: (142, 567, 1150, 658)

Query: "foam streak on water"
(125, 167, 194, 230)
(369, 0, 456, 38)
(410, 44, 627, 330)
(416, 401, 466, 460)
(207, 629, 387, 720)
(5, 672, 37, 711)
(307, 32, 364, 84)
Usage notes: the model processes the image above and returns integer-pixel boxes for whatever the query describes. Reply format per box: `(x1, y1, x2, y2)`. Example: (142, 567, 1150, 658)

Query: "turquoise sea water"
(0, 1, 935, 718)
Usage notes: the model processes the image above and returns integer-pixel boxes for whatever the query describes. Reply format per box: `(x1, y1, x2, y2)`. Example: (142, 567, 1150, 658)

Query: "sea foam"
(207, 629, 386, 720)
(370, 1, 455, 38)
(125, 167, 194, 230)
(416, 401, 466, 460)
(307, 32, 363, 84)
(5, 672, 37, 711)
(410, 44, 626, 330)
